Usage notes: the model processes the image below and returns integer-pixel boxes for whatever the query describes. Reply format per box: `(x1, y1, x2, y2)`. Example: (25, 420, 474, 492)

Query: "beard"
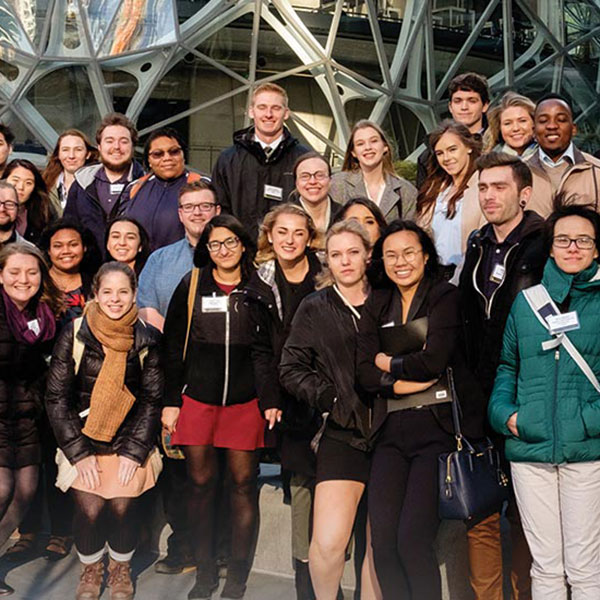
(101, 155, 132, 174)
(0, 218, 15, 232)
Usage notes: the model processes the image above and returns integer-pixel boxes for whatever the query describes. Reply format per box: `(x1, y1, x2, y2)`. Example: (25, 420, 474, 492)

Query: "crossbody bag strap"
(523, 284, 600, 394)
(447, 367, 464, 449)
(183, 267, 200, 361)
(72, 317, 84, 375)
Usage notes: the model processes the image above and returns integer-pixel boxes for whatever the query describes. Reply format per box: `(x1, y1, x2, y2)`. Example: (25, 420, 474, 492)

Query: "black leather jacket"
(45, 317, 163, 465)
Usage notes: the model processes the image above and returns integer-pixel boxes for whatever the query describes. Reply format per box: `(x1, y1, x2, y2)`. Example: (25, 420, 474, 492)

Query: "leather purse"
(438, 367, 509, 521)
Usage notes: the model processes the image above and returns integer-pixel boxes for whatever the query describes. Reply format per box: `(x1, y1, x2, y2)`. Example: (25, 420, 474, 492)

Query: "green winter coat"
(489, 258, 600, 464)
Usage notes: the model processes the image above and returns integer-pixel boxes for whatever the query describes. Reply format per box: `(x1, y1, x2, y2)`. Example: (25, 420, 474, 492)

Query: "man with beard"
(64, 113, 144, 252)
(526, 94, 600, 217)
(0, 182, 24, 247)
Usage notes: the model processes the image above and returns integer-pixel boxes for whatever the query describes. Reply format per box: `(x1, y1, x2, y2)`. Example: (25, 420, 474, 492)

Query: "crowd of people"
(0, 73, 596, 600)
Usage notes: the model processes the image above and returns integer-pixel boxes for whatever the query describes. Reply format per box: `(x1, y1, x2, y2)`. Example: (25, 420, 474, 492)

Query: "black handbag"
(438, 367, 509, 521)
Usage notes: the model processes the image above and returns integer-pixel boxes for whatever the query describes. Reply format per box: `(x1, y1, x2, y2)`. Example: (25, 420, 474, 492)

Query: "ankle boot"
(294, 560, 315, 600)
(76, 560, 104, 600)
(188, 560, 218, 600)
(221, 559, 249, 598)
(107, 558, 134, 600)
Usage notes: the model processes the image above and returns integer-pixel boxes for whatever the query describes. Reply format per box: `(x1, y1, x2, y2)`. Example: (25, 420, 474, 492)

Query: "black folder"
(379, 317, 451, 412)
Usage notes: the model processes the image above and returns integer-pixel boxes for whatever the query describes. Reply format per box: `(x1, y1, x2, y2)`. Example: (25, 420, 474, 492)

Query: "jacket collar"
(233, 126, 298, 164)
(341, 170, 405, 216)
(404, 276, 434, 323)
(541, 258, 600, 303)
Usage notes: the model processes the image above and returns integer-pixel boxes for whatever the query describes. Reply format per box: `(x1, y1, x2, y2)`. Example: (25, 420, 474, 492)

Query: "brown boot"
(107, 558, 134, 600)
(76, 560, 104, 600)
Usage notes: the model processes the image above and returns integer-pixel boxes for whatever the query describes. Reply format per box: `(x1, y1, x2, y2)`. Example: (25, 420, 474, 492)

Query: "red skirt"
(172, 395, 265, 451)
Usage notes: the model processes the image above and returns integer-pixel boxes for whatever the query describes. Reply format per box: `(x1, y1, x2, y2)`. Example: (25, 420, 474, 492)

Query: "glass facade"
(0, 0, 598, 170)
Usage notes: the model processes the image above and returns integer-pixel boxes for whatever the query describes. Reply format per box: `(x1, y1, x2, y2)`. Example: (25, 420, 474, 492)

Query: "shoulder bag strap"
(523, 284, 600, 394)
(72, 317, 84, 375)
(183, 267, 200, 361)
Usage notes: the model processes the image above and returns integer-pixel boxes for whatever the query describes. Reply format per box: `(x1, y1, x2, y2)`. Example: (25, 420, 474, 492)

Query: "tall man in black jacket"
(458, 152, 544, 600)
(212, 83, 310, 239)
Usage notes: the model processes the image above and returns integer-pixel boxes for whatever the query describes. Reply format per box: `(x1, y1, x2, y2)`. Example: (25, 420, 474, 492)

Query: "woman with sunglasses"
(162, 215, 260, 600)
(124, 127, 205, 252)
(489, 204, 600, 599)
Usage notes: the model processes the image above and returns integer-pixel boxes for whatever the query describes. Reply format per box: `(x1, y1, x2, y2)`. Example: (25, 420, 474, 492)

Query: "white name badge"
(110, 183, 125, 195)
(547, 311, 580, 334)
(201, 295, 228, 313)
(27, 319, 40, 336)
(490, 263, 506, 283)
(264, 184, 283, 201)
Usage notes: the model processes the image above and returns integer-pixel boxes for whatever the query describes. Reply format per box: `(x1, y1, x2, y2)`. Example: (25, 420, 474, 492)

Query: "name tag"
(490, 263, 505, 284)
(201, 295, 228, 313)
(547, 311, 580, 334)
(264, 184, 283, 201)
(27, 319, 40, 336)
(110, 183, 124, 195)
(435, 390, 448, 400)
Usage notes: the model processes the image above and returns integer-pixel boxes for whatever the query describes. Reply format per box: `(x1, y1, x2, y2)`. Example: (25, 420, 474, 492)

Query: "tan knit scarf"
(81, 301, 139, 443)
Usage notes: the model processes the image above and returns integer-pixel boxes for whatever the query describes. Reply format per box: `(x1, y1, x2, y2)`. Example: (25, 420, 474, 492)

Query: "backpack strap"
(72, 317, 85, 375)
(522, 284, 600, 393)
(128, 173, 153, 200)
(183, 268, 200, 361)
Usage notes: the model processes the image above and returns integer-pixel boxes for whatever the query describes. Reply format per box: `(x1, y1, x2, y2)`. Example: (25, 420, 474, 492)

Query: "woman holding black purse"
(356, 220, 485, 600)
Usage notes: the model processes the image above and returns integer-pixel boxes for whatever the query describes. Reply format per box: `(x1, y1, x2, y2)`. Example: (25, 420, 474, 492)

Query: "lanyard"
(332, 284, 362, 327)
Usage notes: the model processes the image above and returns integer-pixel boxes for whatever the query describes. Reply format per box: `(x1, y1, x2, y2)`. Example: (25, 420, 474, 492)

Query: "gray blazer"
(329, 170, 417, 222)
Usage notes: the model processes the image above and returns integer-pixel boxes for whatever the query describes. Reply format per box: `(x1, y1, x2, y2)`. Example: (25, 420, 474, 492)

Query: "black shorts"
(315, 435, 370, 485)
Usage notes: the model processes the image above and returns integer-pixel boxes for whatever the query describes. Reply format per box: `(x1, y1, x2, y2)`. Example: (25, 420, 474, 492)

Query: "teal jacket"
(489, 258, 600, 463)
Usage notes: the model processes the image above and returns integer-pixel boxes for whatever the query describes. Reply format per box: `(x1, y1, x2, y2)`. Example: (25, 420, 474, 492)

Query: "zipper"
(221, 294, 231, 407)
(552, 348, 559, 464)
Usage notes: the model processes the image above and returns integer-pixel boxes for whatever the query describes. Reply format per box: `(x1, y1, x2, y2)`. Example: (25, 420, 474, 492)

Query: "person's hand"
(161, 407, 180, 434)
(118, 456, 140, 486)
(507, 413, 519, 437)
(75, 455, 101, 491)
(375, 352, 392, 373)
(264, 408, 282, 430)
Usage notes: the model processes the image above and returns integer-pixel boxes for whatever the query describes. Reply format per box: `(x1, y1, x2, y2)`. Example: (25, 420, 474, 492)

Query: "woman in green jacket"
(489, 204, 600, 600)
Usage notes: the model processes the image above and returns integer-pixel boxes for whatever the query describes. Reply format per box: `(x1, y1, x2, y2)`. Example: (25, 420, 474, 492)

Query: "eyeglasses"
(148, 147, 183, 160)
(207, 237, 240, 253)
(297, 171, 330, 183)
(0, 200, 17, 211)
(383, 248, 422, 264)
(179, 202, 217, 213)
(552, 235, 596, 250)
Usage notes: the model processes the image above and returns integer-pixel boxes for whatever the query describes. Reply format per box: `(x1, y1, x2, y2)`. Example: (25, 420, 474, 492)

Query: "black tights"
(71, 489, 139, 556)
(184, 446, 259, 565)
(0, 465, 38, 549)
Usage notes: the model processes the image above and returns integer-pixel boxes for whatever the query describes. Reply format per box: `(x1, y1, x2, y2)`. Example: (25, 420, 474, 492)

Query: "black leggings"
(368, 410, 453, 600)
(183, 446, 259, 565)
(0, 465, 38, 549)
(71, 490, 139, 556)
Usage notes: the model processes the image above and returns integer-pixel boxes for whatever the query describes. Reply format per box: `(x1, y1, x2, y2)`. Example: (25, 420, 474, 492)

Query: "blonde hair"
(482, 91, 536, 152)
(255, 203, 321, 264)
(342, 120, 395, 176)
(315, 220, 371, 290)
(251, 82, 288, 108)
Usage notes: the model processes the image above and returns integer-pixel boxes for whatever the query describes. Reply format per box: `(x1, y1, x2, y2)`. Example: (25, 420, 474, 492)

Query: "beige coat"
(526, 148, 600, 218)
(417, 172, 486, 256)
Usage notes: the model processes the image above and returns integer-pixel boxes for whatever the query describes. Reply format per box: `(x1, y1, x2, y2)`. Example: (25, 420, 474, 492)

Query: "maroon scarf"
(2, 288, 56, 345)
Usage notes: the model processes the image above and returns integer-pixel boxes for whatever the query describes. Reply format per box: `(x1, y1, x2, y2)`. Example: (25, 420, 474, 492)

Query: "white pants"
(511, 461, 600, 600)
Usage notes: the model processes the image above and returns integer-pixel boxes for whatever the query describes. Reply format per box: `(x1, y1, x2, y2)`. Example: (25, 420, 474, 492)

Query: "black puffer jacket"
(212, 126, 310, 239)
(162, 267, 255, 408)
(45, 317, 163, 465)
(458, 211, 546, 396)
(356, 278, 485, 441)
(0, 295, 51, 468)
(280, 287, 370, 452)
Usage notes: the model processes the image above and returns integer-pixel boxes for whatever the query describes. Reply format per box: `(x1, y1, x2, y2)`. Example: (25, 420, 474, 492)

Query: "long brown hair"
(0, 242, 63, 316)
(482, 92, 535, 153)
(342, 120, 395, 176)
(43, 129, 98, 190)
(3, 159, 53, 235)
(417, 120, 481, 219)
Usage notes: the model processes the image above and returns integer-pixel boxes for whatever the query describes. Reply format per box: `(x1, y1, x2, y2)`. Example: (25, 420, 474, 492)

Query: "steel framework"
(0, 0, 599, 159)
